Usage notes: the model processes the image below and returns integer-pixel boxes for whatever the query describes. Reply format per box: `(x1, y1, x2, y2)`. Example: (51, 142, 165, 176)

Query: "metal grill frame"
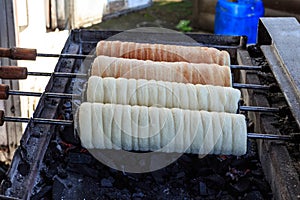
(0, 30, 247, 199)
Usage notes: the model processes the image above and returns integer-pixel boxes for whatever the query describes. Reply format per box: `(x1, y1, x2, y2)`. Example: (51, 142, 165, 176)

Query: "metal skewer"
(233, 83, 279, 92)
(0, 110, 73, 126)
(0, 83, 281, 113)
(0, 84, 281, 113)
(230, 65, 262, 70)
(1, 47, 263, 71)
(239, 106, 280, 113)
(0, 84, 81, 100)
(36, 52, 94, 60)
(0, 47, 94, 60)
(0, 66, 278, 92)
(0, 66, 86, 79)
(0, 110, 299, 143)
(247, 133, 300, 143)
(27, 71, 87, 78)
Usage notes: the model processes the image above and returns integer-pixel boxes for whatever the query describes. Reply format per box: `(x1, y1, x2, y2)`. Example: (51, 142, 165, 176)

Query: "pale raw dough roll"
(77, 102, 247, 156)
(87, 76, 240, 113)
(96, 40, 230, 66)
(91, 55, 232, 87)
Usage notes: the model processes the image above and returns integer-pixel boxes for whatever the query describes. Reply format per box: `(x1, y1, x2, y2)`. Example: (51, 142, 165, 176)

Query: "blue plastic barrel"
(214, 0, 264, 44)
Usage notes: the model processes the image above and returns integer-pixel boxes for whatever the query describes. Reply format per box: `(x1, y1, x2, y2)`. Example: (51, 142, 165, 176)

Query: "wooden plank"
(50, 0, 57, 30)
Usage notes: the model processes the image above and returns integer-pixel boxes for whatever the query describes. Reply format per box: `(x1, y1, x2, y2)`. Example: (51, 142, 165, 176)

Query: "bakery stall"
(0, 17, 299, 199)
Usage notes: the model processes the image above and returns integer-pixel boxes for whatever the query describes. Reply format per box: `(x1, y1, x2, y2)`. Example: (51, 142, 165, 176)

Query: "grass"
(88, 0, 193, 31)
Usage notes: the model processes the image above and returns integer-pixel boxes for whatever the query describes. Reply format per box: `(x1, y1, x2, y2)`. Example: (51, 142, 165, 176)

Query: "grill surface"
(1, 24, 299, 199)
(0, 30, 248, 199)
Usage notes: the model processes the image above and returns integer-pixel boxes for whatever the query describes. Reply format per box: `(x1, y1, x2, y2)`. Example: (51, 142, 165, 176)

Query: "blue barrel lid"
(217, 0, 264, 17)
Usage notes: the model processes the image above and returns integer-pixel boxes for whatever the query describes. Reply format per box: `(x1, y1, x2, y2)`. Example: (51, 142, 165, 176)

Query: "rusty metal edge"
(260, 45, 300, 130)
(237, 49, 300, 200)
(258, 17, 300, 130)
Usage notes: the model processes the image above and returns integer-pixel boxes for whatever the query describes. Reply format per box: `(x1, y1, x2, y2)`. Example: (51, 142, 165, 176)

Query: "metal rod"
(231, 65, 262, 70)
(247, 133, 292, 141)
(239, 106, 280, 113)
(51, 72, 87, 78)
(27, 71, 87, 78)
(233, 83, 270, 90)
(27, 71, 52, 76)
(2, 110, 299, 143)
(233, 83, 280, 92)
(8, 90, 81, 99)
(45, 92, 81, 99)
(37, 53, 95, 59)
(3, 116, 73, 126)
(9, 90, 41, 97)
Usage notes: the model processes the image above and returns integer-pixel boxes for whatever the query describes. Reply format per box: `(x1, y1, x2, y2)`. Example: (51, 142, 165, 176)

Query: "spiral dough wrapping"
(77, 102, 247, 156)
(96, 41, 231, 66)
(91, 55, 232, 87)
(87, 76, 240, 113)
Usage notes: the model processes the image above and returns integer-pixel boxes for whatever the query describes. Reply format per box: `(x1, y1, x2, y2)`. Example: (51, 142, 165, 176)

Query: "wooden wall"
(0, 0, 22, 161)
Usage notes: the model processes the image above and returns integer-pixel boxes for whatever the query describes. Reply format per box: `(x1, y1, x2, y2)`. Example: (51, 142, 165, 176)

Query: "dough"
(86, 76, 240, 113)
(77, 102, 247, 156)
(96, 40, 230, 66)
(91, 55, 232, 87)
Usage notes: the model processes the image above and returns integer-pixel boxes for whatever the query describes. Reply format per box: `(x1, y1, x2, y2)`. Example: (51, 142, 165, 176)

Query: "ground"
(88, 0, 205, 32)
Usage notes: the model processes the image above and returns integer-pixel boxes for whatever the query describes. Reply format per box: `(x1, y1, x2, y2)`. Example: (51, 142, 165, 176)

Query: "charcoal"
(126, 173, 145, 181)
(17, 162, 30, 176)
(132, 192, 145, 198)
(230, 159, 250, 169)
(176, 171, 185, 179)
(195, 167, 214, 177)
(244, 190, 264, 200)
(101, 177, 114, 188)
(62, 101, 72, 109)
(199, 181, 208, 196)
(136, 179, 152, 191)
(205, 174, 226, 190)
(250, 169, 264, 178)
(230, 178, 251, 193)
(113, 173, 130, 190)
(207, 156, 223, 173)
(52, 176, 67, 199)
(67, 163, 100, 178)
(57, 165, 68, 179)
(0, 162, 8, 181)
(178, 155, 193, 164)
(152, 169, 168, 184)
(170, 178, 184, 188)
(68, 152, 94, 164)
(31, 185, 52, 200)
(60, 126, 80, 145)
(220, 194, 236, 200)
(163, 187, 170, 195)
(250, 177, 271, 193)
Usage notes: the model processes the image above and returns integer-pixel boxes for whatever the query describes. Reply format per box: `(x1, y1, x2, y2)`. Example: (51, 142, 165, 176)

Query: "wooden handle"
(0, 47, 37, 60)
(0, 110, 4, 126)
(0, 66, 28, 79)
(0, 48, 11, 58)
(0, 84, 9, 100)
